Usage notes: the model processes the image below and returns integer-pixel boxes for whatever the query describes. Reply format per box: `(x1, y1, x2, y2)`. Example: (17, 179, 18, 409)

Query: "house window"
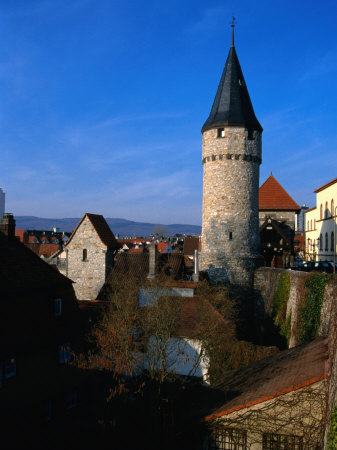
(319, 234, 323, 251)
(54, 298, 62, 317)
(325, 201, 329, 218)
(82, 249, 87, 261)
(307, 220, 309, 231)
(325, 232, 328, 251)
(59, 344, 72, 364)
(65, 390, 78, 410)
(208, 428, 247, 450)
(217, 128, 225, 138)
(4, 359, 16, 379)
(310, 220, 312, 230)
(263, 433, 303, 449)
(314, 219, 316, 230)
(320, 204, 323, 220)
(331, 232, 335, 252)
(332, 199, 335, 217)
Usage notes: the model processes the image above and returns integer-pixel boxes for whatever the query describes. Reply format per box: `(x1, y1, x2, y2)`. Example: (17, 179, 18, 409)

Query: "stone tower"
(199, 27, 263, 286)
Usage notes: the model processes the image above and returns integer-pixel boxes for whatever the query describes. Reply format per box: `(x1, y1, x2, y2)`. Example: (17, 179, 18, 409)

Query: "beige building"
(305, 177, 337, 262)
(203, 337, 329, 449)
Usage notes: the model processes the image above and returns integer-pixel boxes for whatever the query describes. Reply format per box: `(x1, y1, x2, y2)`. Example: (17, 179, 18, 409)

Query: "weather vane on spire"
(230, 16, 236, 47)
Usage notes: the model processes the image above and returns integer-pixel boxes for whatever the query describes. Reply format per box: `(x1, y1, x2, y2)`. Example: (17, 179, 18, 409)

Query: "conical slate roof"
(202, 38, 262, 133)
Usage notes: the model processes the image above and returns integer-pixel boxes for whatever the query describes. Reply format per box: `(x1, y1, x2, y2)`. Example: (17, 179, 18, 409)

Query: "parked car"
(311, 262, 334, 274)
(290, 261, 304, 271)
(291, 261, 334, 273)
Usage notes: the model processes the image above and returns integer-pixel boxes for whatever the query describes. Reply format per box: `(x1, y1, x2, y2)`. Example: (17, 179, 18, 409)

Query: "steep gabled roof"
(0, 231, 72, 296)
(202, 31, 262, 133)
(259, 174, 300, 211)
(65, 213, 119, 248)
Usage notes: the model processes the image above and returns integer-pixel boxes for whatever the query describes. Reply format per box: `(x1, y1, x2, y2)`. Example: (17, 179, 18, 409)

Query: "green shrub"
(327, 406, 337, 449)
(297, 273, 326, 344)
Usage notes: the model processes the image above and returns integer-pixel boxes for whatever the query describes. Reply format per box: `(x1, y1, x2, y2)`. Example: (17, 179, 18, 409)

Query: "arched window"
(332, 199, 335, 217)
(320, 204, 323, 220)
(314, 219, 316, 230)
(307, 220, 309, 231)
(325, 232, 328, 251)
(325, 201, 329, 218)
(319, 234, 323, 250)
(310, 220, 312, 230)
(331, 232, 334, 252)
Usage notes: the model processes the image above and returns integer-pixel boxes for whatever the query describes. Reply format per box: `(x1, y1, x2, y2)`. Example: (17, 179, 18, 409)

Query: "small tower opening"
(247, 129, 254, 140)
(229, 231, 233, 240)
(217, 128, 225, 138)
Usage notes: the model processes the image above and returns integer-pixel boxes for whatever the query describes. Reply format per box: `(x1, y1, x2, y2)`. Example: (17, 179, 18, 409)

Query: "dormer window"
(55, 298, 62, 317)
(217, 128, 225, 138)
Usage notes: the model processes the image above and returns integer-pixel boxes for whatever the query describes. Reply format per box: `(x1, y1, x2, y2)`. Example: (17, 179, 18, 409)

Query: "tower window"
(217, 128, 225, 138)
(247, 129, 254, 140)
(229, 232, 233, 240)
(82, 249, 87, 261)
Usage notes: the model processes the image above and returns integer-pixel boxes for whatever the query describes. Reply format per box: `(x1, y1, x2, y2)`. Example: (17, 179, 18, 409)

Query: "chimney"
(147, 243, 157, 279)
(0, 213, 16, 238)
(192, 249, 199, 282)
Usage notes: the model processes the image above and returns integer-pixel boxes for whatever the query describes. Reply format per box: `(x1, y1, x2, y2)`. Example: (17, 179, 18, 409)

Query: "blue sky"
(1, 0, 337, 225)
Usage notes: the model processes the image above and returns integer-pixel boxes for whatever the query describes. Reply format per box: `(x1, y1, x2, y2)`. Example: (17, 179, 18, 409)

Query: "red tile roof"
(27, 243, 59, 258)
(157, 242, 169, 253)
(305, 206, 317, 214)
(129, 247, 144, 253)
(314, 177, 337, 194)
(259, 174, 300, 211)
(176, 296, 229, 339)
(203, 336, 329, 421)
(66, 213, 119, 248)
(15, 229, 26, 242)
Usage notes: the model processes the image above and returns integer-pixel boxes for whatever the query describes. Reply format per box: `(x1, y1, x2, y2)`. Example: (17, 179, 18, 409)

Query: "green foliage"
(297, 273, 326, 345)
(327, 406, 337, 449)
(273, 272, 291, 343)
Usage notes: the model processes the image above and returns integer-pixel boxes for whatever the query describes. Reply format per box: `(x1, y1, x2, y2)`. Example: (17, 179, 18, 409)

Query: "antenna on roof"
(230, 16, 236, 47)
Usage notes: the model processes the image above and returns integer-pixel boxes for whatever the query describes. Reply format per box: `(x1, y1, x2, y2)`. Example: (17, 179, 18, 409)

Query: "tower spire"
(231, 16, 236, 47)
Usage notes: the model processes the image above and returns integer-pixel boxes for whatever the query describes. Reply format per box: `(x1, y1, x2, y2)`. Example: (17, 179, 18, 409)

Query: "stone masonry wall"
(67, 216, 109, 300)
(259, 210, 296, 229)
(200, 126, 262, 286)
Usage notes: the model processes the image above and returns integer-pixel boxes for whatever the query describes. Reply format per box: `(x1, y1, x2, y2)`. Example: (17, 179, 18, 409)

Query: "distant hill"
(14, 216, 201, 237)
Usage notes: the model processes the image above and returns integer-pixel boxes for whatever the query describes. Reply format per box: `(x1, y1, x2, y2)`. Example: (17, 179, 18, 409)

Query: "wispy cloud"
(298, 50, 337, 84)
(187, 6, 231, 35)
(0, 0, 91, 18)
(89, 111, 187, 131)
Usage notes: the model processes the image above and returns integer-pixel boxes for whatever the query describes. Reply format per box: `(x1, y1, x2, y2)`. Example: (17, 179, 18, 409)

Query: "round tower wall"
(200, 126, 262, 285)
